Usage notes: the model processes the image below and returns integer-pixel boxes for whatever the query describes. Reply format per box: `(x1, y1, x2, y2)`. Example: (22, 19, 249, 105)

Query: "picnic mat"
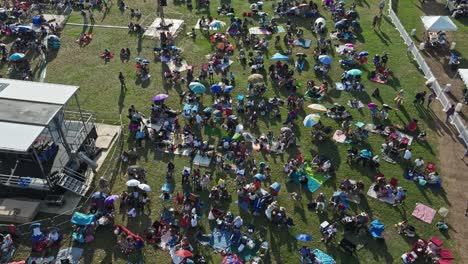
(210, 230, 231, 250)
(367, 184, 395, 204)
(248, 26, 285, 35)
(194, 19, 226, 30)
(55, 247, 83, 264)
(304, 166, 330, 184)
(193, 154, 211, 167)
(312, 249, 336, 264)
(290, 170, 321, 193)
(412, 203, 436, 224)
(335, 82, 345, 91)
(332, 130, 347, 143)
(370, 77, 387, 84)
(293, 39, 312, 48)
(167, 60, 188, 72)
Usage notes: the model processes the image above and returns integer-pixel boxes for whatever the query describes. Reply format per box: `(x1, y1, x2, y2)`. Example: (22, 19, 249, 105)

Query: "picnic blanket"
(194, 19, 226, 30)
(367, 184, 396, 204)
(370, 76, 387, 84)
(312, 249, 336, 264)
(55, 247, 84, 264)
(167, 60, 188, 72)
(290, 170, 321, 193)
(335, 82, 345, 91)
(404, 170, 442, 188)
(248, 26, 285, 35)
(332, 130, 347, 143)
(412, 203, 436, 224)
(210, 230, 231, 251)
(347, 100, 364, 109)
(293, 39, 312, 48)
(193, 154, 211, 167)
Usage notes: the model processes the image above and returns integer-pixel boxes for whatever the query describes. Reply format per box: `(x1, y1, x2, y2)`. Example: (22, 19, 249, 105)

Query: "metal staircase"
(55, 167, 89, 196)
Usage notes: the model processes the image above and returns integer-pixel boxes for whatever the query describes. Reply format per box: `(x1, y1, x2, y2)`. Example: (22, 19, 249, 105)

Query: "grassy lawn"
(8, 0, 456, 263)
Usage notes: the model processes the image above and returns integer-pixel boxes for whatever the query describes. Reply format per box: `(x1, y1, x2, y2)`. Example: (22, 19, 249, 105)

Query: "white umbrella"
(235, 124, 244, 133)
(138, 183, 151, 192)
(126, 179, 140, 187)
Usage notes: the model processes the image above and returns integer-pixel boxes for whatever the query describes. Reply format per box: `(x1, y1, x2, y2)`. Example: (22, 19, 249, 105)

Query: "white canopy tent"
(421, 16, 458, 31)
(0, 122, 45, 152)
(457, 69, 468, 87)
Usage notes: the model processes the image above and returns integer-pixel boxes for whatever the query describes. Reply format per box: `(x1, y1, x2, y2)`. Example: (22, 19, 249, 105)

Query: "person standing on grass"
(394, 89, 405, 110)
(372, 87, 380, 98)
(88, 10, 95, 24)
(80, 9, 87, 23)
(445, 104, 456, 122)
(379, 0, 385, 14)
(118, 72, 126, 89)
(427, 91, 436, 109)
(413, 91, 427, 105)
(372, 15, 379, 29)
(403, 148, 412, 166)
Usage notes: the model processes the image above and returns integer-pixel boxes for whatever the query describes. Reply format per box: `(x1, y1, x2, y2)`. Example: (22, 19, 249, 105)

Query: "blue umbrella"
(270, 53, 289, 61)
(296, 234, 312, 242)
(224, 85, 234, 93)
(91, 192, 106, 199)
(211, 84, 222, 93)
(318, 55, 332, 65)
(254, 173, 265, 181)
(359, 51, 369, 57)
(189, 82, 206, 94)
(9, 53, 25, 61)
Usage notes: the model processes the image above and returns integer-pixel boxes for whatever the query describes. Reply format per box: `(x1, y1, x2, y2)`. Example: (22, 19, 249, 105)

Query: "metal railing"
(388, 0, 468, 147)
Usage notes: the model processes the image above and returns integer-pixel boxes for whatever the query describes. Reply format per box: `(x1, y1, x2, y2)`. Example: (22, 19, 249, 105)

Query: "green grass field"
(8, 0, 457, 263)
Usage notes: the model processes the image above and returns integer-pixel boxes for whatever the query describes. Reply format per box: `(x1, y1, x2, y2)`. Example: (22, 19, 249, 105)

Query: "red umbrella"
(425, 162, 436, 173)
(175, 249, 193, 258)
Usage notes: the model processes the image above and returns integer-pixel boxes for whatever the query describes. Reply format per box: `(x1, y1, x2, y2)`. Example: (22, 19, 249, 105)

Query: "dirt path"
(429, 94, 468, 262)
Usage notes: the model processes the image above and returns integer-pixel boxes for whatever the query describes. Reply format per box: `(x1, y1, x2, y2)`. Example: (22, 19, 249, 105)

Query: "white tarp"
(458, 69, 468, 87)
(0, 78, 79, 105)
(421, 16, 458, 31)
(0, 122, 44, 152)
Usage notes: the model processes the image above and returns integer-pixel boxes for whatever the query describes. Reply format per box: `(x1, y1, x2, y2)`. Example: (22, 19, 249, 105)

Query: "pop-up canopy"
(457, 69, 468, 87)
(421, 16, 458, 31)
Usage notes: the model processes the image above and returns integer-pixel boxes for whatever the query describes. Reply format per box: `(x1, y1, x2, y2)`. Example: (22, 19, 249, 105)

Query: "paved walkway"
(66, 23, 128, 29)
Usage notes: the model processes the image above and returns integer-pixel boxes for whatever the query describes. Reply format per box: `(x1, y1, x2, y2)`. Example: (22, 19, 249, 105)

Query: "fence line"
(388, 1, 468, 147)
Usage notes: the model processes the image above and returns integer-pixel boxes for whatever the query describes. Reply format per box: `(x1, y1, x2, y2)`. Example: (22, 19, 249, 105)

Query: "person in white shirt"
(233, 216, 243, 229)
(191, 215, 198, 228)
(195, 113, 203, 128)
(127, 207, 137, 218)
(414, 157, 424, 170)
(403, 149, 412, 161)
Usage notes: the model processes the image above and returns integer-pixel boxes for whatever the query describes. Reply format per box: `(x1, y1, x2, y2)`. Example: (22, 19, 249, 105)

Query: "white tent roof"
(421, 16, 458, 31)
(0, 122, 44, 152)
(0, 78, 79, 105)
(458, 69, 468, 87)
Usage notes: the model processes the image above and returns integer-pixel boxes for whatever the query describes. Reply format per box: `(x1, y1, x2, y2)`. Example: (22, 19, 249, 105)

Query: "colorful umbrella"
(126, 179, 140, 187)
(138, 183, 151, 192)
(347, 69, 362, 76)
(367, 103, 378, 108)
(104, 195, 119, 204)
(296, 234, 312, 242)
(248, 73, 264, 83)
(175, 249, 193, 258)
(242, 132, 255, 142)
(222, 254, 244, 264)
(345, 43, 354, 48)
(153, 94, 169, 102)
(9, 53, 25, 61)
(318, 55, 332, 65)
(307, 104, 327, 112)
(303, 114, 320, 128)
(270, 53, 289, 61)
(189, 82, 206, 94)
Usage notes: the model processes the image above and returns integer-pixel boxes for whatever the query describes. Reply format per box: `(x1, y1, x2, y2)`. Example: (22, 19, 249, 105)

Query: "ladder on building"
(55, 169, 89, 196)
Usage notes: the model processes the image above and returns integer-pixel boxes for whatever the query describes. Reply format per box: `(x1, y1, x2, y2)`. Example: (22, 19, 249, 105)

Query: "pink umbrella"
(367, 103, 378, 108)
(345, 43, 354, 48)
